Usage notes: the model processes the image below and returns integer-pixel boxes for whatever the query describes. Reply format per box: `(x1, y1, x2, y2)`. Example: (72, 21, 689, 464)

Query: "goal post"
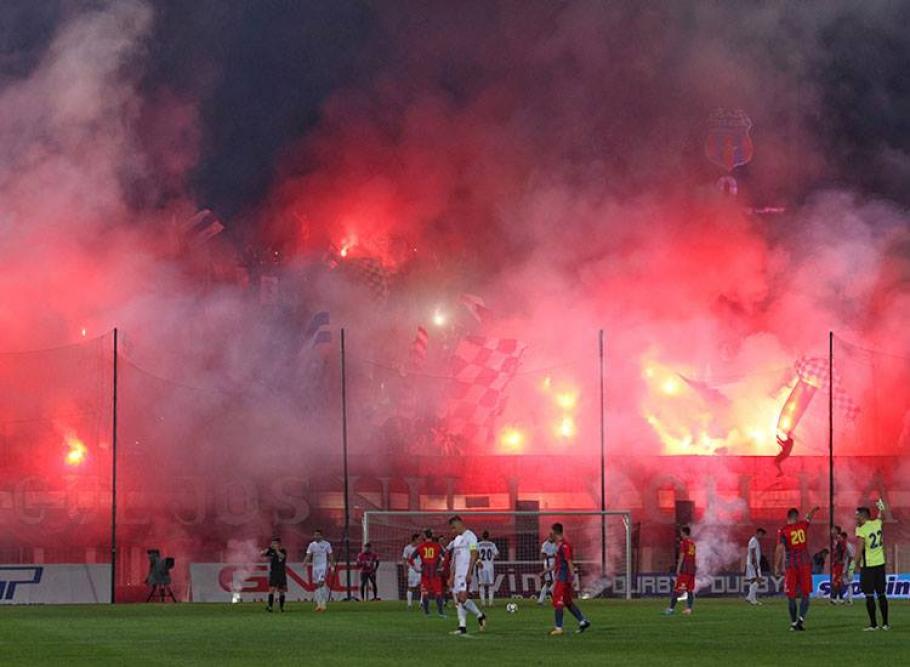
(362, 510, 632, 600)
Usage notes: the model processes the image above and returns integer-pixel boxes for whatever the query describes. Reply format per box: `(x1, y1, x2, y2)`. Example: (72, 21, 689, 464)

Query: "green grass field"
(0, 598, 905, 666)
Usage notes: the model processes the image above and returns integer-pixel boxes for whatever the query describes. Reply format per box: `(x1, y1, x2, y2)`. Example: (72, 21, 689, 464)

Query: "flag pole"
(828, 331, 834, 591)
(599, 329, 607, 578)
(341, 328, 353, 600)
(110, 328, 119, 604)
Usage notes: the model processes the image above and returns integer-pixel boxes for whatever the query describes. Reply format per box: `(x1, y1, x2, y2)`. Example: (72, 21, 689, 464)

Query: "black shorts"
(860, 565, 886, 596)
(269, 572, 288, 590)
(360, 571, 376, 582)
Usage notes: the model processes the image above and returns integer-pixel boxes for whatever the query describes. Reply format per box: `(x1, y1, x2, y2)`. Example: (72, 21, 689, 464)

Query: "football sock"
(267, 593, 274, 609)
(279, 594, 285, 610)
(799, 596, 809, 619)
(669, 594, 678, 610)
(436, 596, 444, 614)
(788, 598, 798, 623)
(407, 591, 413, 607)
(456, 603, 467, 629)
(538, 585, 548, 604)
(421, 596, 429, 614)
(686, 593, 694, 610)
(488, 589, 494, 605)
(478, 586, 486, 605)
(878, 595, 889, 625)
(748, 582, 758, 601)
(568, 604, 586, 622)
(555, 608, 565, 628)
(865, 596, 877, 626)
(464, 598, 483, 618)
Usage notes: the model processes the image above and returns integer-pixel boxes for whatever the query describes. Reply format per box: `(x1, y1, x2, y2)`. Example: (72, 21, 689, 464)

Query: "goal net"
(362, 510, 632, 600)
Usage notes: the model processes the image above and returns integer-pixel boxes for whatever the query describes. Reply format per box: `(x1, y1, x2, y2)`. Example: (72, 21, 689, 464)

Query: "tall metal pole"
(110, 328, 119, 604)
(828, 331, 834, 587)
(599, 329, 606, 577)
(341, 328, 352, 599)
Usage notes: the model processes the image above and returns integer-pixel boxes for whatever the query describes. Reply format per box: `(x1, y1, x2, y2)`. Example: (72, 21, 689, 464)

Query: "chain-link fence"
(0, 329, 906, 602)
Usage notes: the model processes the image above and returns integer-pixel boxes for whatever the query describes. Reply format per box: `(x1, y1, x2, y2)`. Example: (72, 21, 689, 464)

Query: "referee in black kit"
(262, 537, 288, 612)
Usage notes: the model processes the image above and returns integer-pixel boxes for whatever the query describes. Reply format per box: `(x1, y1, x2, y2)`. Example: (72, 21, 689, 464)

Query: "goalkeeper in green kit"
(855, 498, 889, 631)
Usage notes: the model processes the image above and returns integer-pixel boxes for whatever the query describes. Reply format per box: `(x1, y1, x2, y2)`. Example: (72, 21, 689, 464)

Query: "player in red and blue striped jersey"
(665, 526, 697, 615)
(775, 506, 820, 631)
(548, 523, 590, 636)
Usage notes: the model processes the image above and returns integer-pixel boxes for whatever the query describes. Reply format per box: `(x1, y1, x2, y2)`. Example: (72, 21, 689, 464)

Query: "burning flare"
(64, 434, 87, 466)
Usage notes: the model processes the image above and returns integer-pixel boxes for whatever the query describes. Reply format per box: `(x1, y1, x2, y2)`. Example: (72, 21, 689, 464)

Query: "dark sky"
(143, 0, 374, 217)
(2, 1, 909, 219)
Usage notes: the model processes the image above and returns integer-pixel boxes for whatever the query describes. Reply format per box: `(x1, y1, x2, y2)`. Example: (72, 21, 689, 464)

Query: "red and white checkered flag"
(410, 326, 429, 367)
(443, 336, 527, 447)
(794, 356, 860, 421)
(345, 256, 391, 300)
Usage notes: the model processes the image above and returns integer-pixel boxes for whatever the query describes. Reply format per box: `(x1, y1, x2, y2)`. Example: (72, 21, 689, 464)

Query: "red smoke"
(0, 1, 907, 593)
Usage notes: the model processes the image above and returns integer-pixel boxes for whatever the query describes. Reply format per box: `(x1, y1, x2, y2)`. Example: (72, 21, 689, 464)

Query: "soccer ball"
(506, 602, 518, 614)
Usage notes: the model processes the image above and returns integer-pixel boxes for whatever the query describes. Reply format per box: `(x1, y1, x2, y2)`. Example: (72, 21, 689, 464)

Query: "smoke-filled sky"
(0, 0, 908, 469)
(155, 0, 909, 215)
(6, 1, 908, 216)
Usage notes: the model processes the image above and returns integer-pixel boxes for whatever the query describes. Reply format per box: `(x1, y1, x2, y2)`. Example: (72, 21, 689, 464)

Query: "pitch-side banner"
(0, 564, 110, 604)
(190, 562, 398, 602)
(812, 574, 910, 600)
(386, 563, 790, 599)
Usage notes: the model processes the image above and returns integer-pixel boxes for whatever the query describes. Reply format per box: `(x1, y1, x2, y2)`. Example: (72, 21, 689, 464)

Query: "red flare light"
(498, 427, 526, 453)
(64, 436, 87, 466)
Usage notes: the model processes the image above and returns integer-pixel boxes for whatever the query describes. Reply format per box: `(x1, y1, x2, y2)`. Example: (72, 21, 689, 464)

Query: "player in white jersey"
(401, 533, 422, 609)
(303, 529, 334, 611)
(538, 536, 558, 604)
(475, 531, 500, 607)
(447, 515, 488, 635)
(745, 527, 766, 605)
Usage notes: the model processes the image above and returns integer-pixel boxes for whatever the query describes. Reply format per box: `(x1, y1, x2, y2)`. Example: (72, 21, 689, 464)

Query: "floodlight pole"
(828, 331, 834, 590)
(341, 328, 353, 600)
(599, 329, 607, 577)
(110, 328, 119, 604)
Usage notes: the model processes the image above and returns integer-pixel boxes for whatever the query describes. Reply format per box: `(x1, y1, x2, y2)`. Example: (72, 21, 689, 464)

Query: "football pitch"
(0, 598, 905, 666)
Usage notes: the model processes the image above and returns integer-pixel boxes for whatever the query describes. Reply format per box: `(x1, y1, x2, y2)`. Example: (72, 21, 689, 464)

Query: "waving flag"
(410, 326, 429, 366)
(304, 311, 332, 348)
(443, 336, 527, 450)
(460, 294, 492, 324)
(677, 374, 730, 407)
(774, 355, 859, 474)
(345, 257, 391, 300)
(793, 357, 859, 418)
(179, 209, 224, 247)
